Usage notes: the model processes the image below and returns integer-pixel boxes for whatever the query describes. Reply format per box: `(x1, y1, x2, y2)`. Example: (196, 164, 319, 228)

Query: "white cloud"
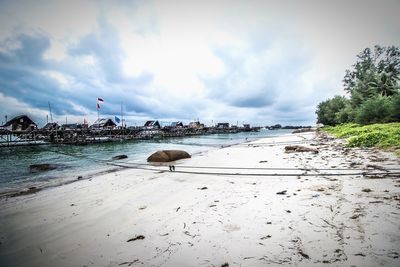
(0, 0, 399, 126)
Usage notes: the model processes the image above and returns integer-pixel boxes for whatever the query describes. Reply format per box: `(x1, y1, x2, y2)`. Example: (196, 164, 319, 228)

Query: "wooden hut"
(188, 121, 204, 129)
(171, 121, 183, 128)
(2, 115, 37, 131)
(90, 118, 117, 129)
(42, 122, 60, 130)
(217, 122, 230, 128)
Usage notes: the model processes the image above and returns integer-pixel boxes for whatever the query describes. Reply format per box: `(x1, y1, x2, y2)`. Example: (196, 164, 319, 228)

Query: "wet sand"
(0, 132, 399, 266)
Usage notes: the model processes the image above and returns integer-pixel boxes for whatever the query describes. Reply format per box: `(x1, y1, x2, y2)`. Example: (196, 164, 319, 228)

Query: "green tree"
(343, 46, 400, 106)
(355, 96, 392, 124)
(316, 96, 349, 125)
(390, 94, 400, 121)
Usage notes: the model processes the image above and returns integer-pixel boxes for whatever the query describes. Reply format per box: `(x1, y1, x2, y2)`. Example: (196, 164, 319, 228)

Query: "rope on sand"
(46, 149, 400, 177)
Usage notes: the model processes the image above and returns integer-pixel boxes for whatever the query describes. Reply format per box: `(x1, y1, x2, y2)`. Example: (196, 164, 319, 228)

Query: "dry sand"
(0, 132, 399, 267)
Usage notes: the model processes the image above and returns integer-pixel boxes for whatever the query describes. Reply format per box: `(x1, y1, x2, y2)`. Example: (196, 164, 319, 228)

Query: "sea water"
(0, 129, 291, 195)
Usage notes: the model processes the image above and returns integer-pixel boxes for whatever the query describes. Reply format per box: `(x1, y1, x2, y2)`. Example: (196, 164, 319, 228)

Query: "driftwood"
(284, 145, 319, 154)
(147, 150, 191, 162)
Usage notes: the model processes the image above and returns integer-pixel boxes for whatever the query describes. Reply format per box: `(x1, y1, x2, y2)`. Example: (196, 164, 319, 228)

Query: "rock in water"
(29, 163, 57, 173)
(147, 150, 191, 162)
(112, 154, 128, 160)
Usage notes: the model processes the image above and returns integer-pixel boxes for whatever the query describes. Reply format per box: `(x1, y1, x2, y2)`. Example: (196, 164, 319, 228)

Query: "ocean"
(0, 129, 292, 195)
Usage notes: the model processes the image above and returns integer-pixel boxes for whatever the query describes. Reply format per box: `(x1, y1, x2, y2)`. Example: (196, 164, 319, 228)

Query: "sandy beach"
(0, 132, 399, 267)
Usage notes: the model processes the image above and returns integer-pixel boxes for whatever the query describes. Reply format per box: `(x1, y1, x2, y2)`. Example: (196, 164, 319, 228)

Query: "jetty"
(0, 116, 260, 147)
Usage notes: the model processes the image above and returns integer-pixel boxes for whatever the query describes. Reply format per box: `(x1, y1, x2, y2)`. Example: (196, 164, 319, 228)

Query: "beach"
(0, 132, 399, 266)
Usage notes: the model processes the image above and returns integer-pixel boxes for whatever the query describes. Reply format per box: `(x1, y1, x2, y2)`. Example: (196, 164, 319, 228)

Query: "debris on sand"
(198, 187, 208, 190)
(276, 190, 287, 195)
(350, 214, 360, 219)
(284, 145, 319, 154)
(299, 250, 310, 259)
(362, 188, 372, 193)
(127, 235, 145, 242)
(119, 260, 140, 266)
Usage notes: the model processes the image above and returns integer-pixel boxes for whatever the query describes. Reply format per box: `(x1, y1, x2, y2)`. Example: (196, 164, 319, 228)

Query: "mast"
(48, 101, 53, 123)
(121, 102, 123, 127)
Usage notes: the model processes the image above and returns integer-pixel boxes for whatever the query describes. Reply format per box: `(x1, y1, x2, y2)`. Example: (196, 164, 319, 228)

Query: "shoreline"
(0, 131, 291, 199)
(0, 132, 399, 266)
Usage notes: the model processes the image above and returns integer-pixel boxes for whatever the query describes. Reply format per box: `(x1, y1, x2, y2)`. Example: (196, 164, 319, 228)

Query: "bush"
(324, 123, 400, 148)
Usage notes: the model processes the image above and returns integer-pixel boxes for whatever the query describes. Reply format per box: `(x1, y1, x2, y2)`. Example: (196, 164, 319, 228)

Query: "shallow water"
(0, 129, 291, 194)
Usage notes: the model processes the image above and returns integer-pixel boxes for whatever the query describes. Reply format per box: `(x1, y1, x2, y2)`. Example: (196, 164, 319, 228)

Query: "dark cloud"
(0, 20, 162, 124)
(231, 95, 274, 108)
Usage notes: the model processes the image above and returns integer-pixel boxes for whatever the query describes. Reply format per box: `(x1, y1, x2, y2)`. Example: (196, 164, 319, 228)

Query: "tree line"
(316, 45, 400, 125)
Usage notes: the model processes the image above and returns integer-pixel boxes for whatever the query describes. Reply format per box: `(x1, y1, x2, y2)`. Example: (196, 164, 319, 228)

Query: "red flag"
(97, 97, 104, 103)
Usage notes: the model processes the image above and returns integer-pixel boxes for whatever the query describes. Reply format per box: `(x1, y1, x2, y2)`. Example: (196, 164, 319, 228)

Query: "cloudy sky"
(0, 0, 399, 127)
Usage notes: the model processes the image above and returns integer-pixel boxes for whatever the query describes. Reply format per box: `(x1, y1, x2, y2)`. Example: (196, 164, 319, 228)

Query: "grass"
(323, 123, 400, 149)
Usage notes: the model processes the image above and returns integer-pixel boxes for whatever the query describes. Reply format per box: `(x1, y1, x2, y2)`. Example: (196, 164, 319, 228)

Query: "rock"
(112, 154, 128, 160)
(284, 145, 319, 154)
(147, 150, 191, 162)
(292, 128, 314, 134)
(29, 163, 57, 173)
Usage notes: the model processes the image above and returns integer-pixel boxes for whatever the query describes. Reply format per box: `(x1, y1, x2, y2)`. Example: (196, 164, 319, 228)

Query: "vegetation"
(316, 45, 400, 126)
(324, 123, 400, 149)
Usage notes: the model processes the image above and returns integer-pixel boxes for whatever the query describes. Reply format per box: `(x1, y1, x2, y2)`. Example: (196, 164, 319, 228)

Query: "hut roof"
(43, 122, 59, 130)
(144, 120, 160, 127)
(171, 121, 183, 127)
(91, 118, 116, 128)
(3, 115, 37, 127)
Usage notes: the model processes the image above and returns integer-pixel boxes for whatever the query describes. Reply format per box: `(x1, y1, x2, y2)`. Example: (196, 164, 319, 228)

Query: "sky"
(0, 0, 399, 127)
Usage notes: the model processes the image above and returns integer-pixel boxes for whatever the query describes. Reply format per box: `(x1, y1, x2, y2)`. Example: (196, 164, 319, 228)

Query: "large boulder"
(147, 150, 191, 162)
(29, 163, 58, 173)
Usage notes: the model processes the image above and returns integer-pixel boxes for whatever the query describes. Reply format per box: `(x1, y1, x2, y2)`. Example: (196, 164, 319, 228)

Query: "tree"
(344, 46, 400, 106)
(355, 96, 392, 125)
(390, 94, 400, 121)
(316, 96, 349, 125)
